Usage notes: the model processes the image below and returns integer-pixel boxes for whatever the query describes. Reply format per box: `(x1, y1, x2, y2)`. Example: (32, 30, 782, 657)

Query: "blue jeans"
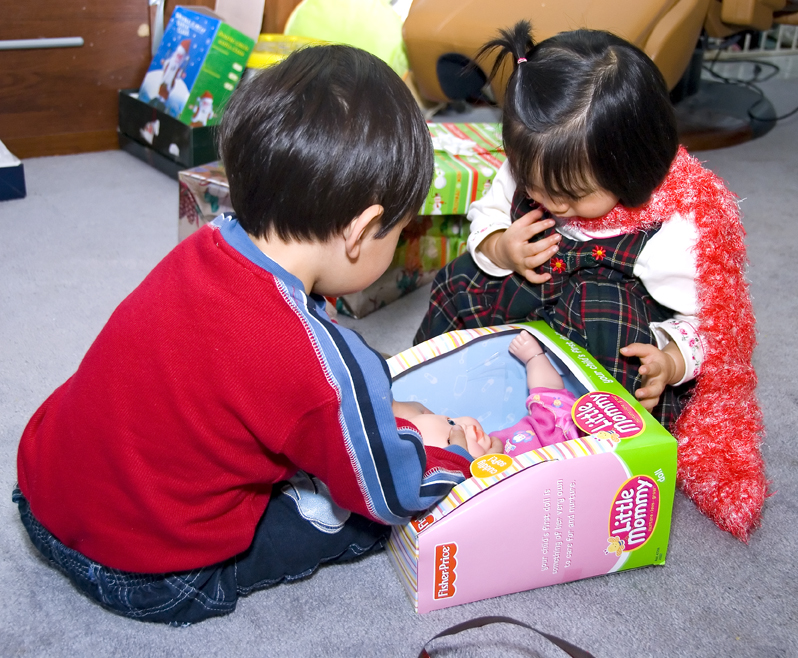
(13, 477, 389, 625)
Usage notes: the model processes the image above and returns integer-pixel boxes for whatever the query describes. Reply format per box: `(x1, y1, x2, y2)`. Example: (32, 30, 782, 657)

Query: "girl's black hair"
(218, 45, 433, 240)
(478, 20, 678, 208)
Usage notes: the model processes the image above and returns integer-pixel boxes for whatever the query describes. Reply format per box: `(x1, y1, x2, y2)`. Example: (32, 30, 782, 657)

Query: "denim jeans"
(13, 478, 389, 625)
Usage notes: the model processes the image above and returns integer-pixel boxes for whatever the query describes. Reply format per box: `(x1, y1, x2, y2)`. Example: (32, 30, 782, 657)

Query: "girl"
(414, 21, 766, 540)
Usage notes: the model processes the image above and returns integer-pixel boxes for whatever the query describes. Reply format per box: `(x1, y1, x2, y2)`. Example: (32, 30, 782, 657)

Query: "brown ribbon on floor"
(418, 615, 595, 658)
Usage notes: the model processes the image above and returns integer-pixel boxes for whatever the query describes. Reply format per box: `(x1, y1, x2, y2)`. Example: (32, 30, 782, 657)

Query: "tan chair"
(403, 0, 788, 103)
(705, 0, 787, 36)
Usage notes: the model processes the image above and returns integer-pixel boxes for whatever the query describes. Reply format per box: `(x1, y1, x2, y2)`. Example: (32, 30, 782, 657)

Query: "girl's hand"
(478, 208, 560, 283)
(620, 341, 686, 411)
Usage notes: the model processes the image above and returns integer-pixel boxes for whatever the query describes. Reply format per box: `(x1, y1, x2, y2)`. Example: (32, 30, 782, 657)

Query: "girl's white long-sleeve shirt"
(466, 161, 703, 384)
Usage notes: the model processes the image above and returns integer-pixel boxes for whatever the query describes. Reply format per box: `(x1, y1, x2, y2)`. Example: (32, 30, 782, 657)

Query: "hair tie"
(517, 57, 527, 64)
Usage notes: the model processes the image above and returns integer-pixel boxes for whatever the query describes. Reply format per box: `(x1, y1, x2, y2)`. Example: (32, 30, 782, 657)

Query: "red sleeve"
(423, 445, 472, 479)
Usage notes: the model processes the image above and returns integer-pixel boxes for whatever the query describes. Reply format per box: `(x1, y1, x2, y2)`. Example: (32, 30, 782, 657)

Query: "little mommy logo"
(609, 476, 660, 550)
(572, 392, 644, 439)
(433, 542, 458, 600)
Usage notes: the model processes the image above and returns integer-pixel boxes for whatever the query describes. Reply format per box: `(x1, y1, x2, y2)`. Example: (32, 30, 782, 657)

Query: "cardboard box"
(138, 6, 254, 127)
(422, 123, 505, 216)
(387, 322, 677, 613)
(118, 89, 217, 177)
(0, 140, 26, 201)
(177, 162, 470, 318)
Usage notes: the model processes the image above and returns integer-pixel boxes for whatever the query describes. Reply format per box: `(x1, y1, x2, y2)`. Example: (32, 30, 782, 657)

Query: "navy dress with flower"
(414, 190, 694, 429)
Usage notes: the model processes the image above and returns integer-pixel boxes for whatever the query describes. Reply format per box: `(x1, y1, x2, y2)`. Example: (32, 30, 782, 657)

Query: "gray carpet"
(1, 70, 797, 657)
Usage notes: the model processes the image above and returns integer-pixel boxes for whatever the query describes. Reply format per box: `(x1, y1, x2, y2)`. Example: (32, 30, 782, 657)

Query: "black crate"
(117, 89, 218, 177)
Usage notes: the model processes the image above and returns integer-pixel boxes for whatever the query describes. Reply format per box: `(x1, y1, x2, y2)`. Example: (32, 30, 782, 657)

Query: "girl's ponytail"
(476, 19, 536, 85)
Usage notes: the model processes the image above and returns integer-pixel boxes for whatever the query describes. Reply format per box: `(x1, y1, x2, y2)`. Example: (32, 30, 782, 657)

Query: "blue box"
(0, 141, 26, 201)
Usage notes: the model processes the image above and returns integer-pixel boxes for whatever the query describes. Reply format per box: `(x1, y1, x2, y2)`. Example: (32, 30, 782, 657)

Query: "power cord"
(702, 37, 798, 123)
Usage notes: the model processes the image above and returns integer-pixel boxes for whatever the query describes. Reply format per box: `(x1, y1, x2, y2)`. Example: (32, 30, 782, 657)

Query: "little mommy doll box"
(387, 322, 677, 613)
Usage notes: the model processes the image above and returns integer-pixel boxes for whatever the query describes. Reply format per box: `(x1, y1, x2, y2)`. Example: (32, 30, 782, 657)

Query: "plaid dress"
(414, 190, 694, 429)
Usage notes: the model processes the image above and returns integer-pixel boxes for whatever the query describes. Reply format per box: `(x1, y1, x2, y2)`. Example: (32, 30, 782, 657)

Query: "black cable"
(702, 39, 798, 122)
(704, 41, 782, 82)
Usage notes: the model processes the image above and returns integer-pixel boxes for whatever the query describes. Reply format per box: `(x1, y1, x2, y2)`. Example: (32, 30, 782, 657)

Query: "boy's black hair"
(218, 45, 434, 241)
(478, 21, 678, 208)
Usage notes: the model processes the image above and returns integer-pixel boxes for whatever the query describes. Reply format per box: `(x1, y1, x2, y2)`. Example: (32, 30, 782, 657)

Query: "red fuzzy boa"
(569, 146, 768, 541)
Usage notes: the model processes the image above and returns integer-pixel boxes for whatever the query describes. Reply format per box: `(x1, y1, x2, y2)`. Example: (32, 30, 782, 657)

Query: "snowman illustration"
(431, 193, 444, 215)
(433, 167, 447, 190)
(189, 91, 215, 127)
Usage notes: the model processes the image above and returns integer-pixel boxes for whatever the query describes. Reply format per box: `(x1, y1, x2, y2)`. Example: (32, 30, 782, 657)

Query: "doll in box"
(490, 331, 581, 456)
(403, 330, 582, 460)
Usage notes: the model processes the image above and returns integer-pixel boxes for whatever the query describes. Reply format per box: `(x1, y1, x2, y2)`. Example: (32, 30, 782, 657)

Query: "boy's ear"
(343, 204, 384, 260)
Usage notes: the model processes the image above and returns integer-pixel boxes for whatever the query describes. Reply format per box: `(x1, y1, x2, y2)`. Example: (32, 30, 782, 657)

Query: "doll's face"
(410, 414, 491, 458)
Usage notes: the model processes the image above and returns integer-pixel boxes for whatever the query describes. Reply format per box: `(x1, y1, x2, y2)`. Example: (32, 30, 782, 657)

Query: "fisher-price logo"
(433, 542, 458, 600)
(572, 392, 644, 439)
(608, 476, 659, 552)
(411, 514, 435, 534)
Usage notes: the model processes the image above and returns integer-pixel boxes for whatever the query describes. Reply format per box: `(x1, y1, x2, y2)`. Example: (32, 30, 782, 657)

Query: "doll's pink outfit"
(490, 387, 579, 456)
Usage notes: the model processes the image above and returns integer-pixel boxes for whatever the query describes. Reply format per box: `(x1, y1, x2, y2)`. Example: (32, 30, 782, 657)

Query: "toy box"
(138, 6, 254, 127)
(422, 123, 505, 216)
(177, 162, 470, 317)
(387, 322, 677, 613)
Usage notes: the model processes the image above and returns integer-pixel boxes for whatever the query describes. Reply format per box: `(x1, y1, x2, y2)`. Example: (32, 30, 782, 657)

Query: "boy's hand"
(447, 426, 505, 457)
(486, 435, 505, 455)
(478, 208, 559, 283)
(447, 425, 468, 452)
(620, 341, 686, 411)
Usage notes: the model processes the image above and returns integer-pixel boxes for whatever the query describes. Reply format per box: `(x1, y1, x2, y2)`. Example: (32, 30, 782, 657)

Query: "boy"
(14, 45, 476, 624)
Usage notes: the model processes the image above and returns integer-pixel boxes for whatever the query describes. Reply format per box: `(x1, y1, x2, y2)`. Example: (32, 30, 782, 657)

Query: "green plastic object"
(284, 0, 409, 78)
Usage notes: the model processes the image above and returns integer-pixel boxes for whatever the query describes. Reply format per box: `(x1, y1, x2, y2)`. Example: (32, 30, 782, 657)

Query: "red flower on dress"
(551, 257, 566, 273)
(592, 245, 606, 261)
